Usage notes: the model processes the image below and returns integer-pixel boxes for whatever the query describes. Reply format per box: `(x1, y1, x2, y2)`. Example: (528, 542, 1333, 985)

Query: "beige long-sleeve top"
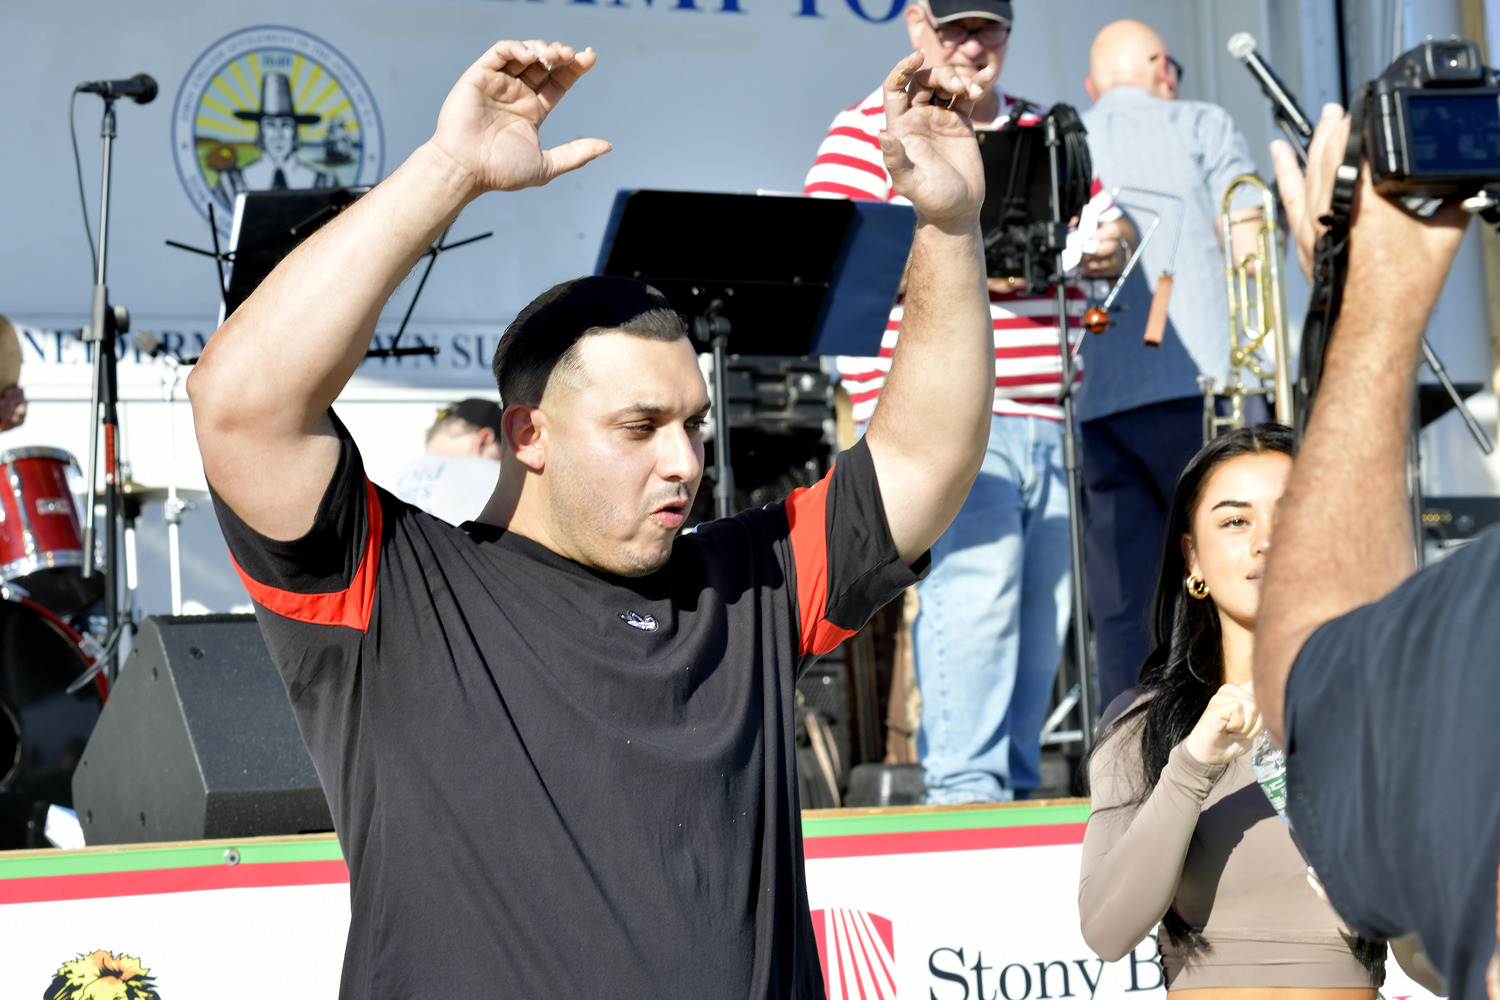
(1078, 695, 1381, 990)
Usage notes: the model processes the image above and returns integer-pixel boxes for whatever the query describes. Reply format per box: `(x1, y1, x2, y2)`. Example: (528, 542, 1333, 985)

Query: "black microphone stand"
(1043, 109, 1096, 755)
(79, 92, 129, 683)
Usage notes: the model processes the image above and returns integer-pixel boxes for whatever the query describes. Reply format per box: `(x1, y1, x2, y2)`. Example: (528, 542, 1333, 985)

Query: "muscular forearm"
(1253, 231, 1436, 743)
(865, 216, 991, 564)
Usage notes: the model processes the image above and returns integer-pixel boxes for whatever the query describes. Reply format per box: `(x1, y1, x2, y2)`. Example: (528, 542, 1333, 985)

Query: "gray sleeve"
(1194, 103, 1262, 214)
(1079, 728, 1227, 961)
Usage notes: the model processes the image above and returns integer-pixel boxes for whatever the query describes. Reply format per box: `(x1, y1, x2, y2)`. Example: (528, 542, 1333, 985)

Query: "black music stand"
(223, 189, 369, 318)
(170, 188, 490, 360)
(596, 190, 913, 519)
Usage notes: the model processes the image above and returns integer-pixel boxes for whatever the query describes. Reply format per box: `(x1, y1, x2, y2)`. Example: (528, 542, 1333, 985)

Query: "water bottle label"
(1257, 771, 1288, 814)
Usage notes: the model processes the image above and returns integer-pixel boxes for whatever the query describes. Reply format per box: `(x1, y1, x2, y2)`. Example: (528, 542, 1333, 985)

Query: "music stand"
(595, 189, 913, 518)
(223, 188, 369, 319)
(171, 188, 489, 360)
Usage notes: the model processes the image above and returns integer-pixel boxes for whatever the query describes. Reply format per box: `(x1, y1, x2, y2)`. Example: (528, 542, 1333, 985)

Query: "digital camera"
(1366, 39, 1500, 200)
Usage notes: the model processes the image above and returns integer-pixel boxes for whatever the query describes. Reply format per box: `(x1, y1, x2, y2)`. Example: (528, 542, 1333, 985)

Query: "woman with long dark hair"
(1076, 424, 1409, 997)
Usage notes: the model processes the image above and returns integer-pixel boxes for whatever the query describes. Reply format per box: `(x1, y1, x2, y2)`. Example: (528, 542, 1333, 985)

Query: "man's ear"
(1084, 75, 1099, 103)
(471, 426, 498, 457)
(503, 404, 546, 472)
(905, 4, 927, 51)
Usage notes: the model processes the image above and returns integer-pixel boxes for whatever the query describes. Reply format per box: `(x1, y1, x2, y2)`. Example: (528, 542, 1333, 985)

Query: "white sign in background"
(0, 840, 1439, 999)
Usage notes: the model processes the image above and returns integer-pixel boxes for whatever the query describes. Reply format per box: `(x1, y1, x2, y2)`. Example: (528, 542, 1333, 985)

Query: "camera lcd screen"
(1404, 93, 1500, 175)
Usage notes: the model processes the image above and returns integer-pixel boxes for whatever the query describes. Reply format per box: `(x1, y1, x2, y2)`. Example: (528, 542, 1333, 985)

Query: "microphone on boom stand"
(75, 74, 158, 105)
(1227, 34, 1313, 162)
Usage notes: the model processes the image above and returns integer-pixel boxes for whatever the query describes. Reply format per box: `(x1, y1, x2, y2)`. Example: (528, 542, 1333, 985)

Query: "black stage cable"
(69, 89, 97, 275)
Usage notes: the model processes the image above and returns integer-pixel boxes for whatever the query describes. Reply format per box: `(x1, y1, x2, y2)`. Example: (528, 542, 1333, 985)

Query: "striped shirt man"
(805, 87, 1118, 423)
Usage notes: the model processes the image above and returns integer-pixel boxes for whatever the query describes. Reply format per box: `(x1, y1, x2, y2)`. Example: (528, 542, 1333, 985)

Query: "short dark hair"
(492, 276, 686, 407)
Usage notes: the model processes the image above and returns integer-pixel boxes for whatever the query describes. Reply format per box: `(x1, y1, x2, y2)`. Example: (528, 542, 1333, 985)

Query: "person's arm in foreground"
(1251, 106, 1471, 744)
(863, 52, 995, 566)
(187, 40, 609, 540)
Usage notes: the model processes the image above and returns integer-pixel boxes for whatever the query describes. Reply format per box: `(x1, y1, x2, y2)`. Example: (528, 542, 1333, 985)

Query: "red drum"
(0, 447, 103, 614)
(0, 594, 106, 847)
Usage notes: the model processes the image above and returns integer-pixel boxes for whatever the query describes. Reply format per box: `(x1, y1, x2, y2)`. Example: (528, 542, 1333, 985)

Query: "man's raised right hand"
(429, 40, 611, 198)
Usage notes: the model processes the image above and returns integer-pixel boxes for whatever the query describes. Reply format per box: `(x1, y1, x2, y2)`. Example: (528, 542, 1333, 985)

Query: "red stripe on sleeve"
(785, 477, 858, 657)
(827, 125, 883, 150)
(813, 152, 889, 181)
(230, 477, 384, 632)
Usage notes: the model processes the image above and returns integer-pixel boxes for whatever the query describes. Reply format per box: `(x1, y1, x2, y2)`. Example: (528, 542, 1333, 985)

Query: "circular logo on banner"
(172, 25, 384, 236)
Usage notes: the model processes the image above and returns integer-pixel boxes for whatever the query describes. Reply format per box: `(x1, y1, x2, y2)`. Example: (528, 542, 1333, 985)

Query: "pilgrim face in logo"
(216, 71, 337, 200)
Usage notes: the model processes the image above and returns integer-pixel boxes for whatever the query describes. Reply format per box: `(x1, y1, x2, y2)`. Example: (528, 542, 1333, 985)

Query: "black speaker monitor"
(73, 614, 332, 845)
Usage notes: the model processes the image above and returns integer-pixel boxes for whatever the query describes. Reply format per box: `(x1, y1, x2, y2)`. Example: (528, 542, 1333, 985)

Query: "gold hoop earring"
(1185, 574, 1209, 600)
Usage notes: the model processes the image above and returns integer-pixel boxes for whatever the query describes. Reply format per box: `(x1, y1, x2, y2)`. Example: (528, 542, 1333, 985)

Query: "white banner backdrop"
(0, 819, 1441, 999)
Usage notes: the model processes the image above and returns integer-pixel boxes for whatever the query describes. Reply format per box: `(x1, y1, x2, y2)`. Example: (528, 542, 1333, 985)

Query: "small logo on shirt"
(618, 612, 658, 632)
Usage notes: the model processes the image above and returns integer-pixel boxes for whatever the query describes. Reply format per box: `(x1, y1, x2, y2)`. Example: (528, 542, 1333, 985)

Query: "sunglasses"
(923, 13, 1011, 48)
(1150, 52, 1185, 81)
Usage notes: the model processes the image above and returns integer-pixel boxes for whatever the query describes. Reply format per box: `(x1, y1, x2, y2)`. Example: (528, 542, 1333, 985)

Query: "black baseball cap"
(925, 0, 1012, 23)
(441, 398, 505, 435)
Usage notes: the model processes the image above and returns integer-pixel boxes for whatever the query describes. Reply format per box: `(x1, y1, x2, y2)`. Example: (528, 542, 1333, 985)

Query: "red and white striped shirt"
(805, 87, 1118, 422)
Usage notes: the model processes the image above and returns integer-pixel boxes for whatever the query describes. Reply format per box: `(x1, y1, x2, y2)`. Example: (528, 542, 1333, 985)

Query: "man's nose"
(657, 425, 702, 482)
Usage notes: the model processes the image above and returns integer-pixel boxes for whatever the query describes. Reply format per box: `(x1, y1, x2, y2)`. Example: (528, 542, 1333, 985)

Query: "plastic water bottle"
(1249, 730, 1290, 824)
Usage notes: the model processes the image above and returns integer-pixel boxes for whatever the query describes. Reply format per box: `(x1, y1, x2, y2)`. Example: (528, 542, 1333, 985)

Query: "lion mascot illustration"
(45, 951, 160, 1000)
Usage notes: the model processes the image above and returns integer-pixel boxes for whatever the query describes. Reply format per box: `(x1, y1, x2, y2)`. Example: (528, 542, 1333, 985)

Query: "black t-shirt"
(1285, 528, 1500, 999)
(214, 413, 925, 999)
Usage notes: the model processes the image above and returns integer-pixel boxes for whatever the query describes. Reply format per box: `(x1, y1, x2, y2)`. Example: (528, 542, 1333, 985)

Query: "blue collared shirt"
(1076, 86, 1263, 421)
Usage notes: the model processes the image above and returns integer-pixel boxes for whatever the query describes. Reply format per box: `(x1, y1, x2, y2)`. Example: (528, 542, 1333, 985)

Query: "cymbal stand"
(162, 353, 188, 613)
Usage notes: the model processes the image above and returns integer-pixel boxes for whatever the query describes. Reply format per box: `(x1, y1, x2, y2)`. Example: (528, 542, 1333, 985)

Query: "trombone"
(1199, 174, 1295, 442)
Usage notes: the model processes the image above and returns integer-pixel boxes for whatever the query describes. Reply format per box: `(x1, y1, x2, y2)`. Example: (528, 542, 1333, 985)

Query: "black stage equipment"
(75, 74, 158, 104)
(0, 596, 106, 848)
(683, 356, 833, 528)
(1421, 496, 1500, 549)
(978, 101, 1094, 294)
(596, 189, 911, 520)
(73, 615, 332, 845)
(797, 657, 852, 789)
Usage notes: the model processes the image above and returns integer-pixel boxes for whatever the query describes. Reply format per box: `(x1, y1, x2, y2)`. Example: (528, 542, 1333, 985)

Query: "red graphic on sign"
(812, 908, 896, 999)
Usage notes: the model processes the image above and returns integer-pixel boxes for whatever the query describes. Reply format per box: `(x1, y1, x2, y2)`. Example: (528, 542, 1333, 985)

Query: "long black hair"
(1093, 423, 1293, 788)
(1085, 424, 1294, 946)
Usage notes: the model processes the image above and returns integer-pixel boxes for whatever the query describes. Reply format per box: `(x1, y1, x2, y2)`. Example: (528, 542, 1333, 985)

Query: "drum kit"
(0, 316, 203, 846)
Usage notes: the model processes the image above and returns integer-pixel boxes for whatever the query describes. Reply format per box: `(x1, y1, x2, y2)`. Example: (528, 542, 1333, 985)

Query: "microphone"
(1227, 34, 1314, 143)
(76, 73, 158, 104)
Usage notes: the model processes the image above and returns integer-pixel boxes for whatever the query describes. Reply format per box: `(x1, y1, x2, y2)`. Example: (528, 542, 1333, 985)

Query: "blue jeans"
(914, 414, 1072, 803)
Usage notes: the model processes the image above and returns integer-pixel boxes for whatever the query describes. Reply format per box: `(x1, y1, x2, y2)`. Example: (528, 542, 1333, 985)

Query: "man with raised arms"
(188, 38, 997, 999)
